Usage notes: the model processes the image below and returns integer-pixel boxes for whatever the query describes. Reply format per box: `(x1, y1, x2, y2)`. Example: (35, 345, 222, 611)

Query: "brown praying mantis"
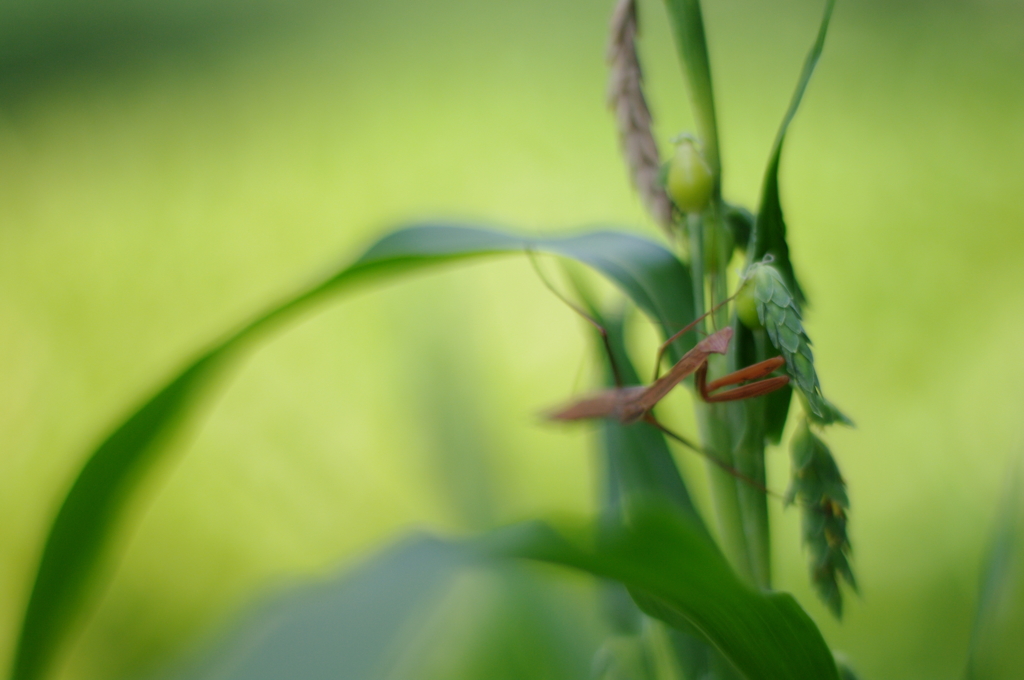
(532, 254, 790, 496)
(544, 288, 790, 425)
(548, 324, 789, 424)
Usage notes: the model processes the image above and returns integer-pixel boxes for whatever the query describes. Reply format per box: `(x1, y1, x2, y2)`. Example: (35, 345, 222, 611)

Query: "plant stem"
(729, 399, 771, 588)
(686, 212, 756, 584)
(734, 332, 774, 588)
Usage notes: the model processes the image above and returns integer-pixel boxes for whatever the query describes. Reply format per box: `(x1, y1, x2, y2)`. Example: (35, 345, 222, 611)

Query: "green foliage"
(11, 353, 232, 680)
(156, 536, 603, 680)
(725, 0, 835, 447)
(723, 203, 754, 254)
(163, 536, 470, 680)
(593, 309, 746, 676)
(964, 454, 1024, 679)
(486, 506, 840, 680)
(6, 0, 1024, 678)
(591, 311, 706, 527)
(11, 225, 698, 680)
(749, 0, 836, 306)
(7, 0, 896, 678)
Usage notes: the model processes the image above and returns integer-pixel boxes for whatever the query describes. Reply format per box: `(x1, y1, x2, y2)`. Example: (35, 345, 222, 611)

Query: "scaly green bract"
(745, 261, 852, 427)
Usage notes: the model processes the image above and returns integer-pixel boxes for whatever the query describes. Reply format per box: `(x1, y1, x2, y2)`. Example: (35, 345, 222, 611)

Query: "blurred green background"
(2, 0, 1023, 678)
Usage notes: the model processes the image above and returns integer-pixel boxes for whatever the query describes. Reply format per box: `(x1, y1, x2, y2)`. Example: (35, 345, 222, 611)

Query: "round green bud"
(735, 279, 763, 329)
(666, 136, 713, 214)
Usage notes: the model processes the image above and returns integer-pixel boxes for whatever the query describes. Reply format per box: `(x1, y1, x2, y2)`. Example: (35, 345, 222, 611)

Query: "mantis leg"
(696, 357, 790, 403)
(527, 250, 625, 387)
(642, 414, 785, 501)
(651, 292, 737, 382)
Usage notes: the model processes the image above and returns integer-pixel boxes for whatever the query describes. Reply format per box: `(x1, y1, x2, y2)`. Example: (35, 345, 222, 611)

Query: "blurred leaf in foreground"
(154, 535, 602, 680)
(485, 505, 840, 680)
(964, 452, 1024, 679)
(155, 536, 463, 680)
(12, 224, 693, 680)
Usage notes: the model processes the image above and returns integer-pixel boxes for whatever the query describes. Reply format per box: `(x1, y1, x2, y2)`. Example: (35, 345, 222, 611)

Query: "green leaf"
(157, 536, 603, 680)
(723, 203, 754, 253)
(663, 0, 721, 180)
(592, 635, 657, 680)
(157, 536, 467, 680)
(12, 224, 694, 680)
(965, 453, 1024, 680)
(750, 0, 836, 306)
(486, 506, 839, 680)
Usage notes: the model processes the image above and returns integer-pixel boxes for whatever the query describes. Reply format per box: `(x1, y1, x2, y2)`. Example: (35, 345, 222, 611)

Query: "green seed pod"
(665, 136, 713, 214)
(734, 279, 763, 330)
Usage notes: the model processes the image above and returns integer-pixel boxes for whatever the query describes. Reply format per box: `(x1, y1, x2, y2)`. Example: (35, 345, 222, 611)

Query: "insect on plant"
(6, 1, 876, 678)
(531, 255, 796, 498)
(537, 258, 789, 426)
(547, 313, 789, 423)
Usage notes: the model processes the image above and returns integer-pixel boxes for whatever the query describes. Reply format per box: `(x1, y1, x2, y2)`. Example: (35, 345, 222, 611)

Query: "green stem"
(686, 213, 754, 584)
(729, 399, 771, 588)
(686, 213, 705, 321)
(714, 199, 770, 589)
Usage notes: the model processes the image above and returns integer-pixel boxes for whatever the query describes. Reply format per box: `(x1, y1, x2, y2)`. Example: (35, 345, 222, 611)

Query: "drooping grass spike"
(788, 418, 857, 618)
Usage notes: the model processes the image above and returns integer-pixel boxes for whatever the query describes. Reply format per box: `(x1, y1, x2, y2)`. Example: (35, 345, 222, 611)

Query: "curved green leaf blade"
(663, 0, 721, 179)
(158, 536, 467, 680)
(12, 354, 229, 680)
(487, 507, 839, 680)
(155, 535, 602, 680)
(750, 0, 836, 305)
(965, 453, 1024, 679)
(13, 223, 692, 680)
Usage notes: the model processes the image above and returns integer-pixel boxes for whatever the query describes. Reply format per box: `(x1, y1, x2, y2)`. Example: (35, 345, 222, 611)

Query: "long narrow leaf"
(155, 535, 603, 680)
(157, 536, 467, 680)
(486, 507, 839, 680)
(750, 0, 836, 306)
(662, 0, 721, 179)
(13, 223, 692, 680)
(964, 453, 1024, 679)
